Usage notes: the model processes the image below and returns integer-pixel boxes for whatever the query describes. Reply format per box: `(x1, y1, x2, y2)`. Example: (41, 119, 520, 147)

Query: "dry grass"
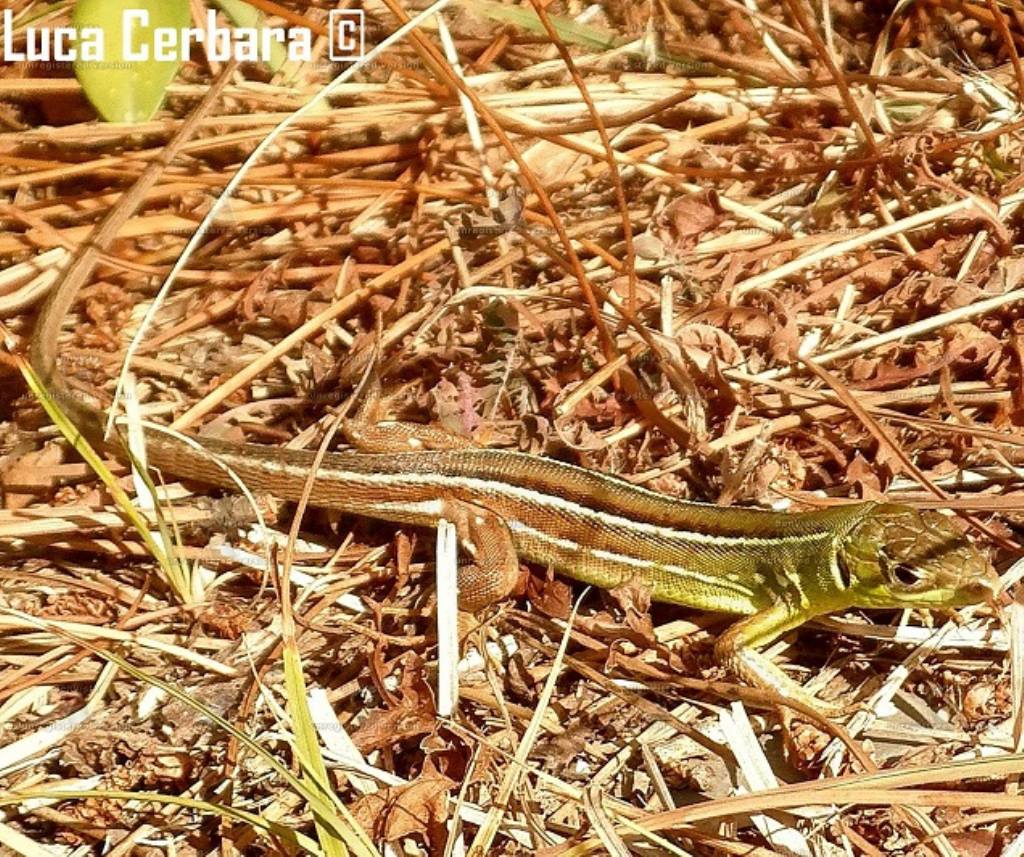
(0, 0, 1022, 854)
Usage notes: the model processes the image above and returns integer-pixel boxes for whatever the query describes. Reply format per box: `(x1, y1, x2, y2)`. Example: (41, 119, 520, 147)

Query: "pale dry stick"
(113, 0, 453, 427)
(750, 180, 811, 214)
(0, 246, 67, 297)
(694, 227, 850, 261)
(732, 196, 982, 297)
(0, 134, 409, 195)
(0, 76, 315, 105)
(435, 519, 460, 720)
(0, 154, 148, 193)
(469, 39, 644, 88)
(741, 0, 802, 76)
(640, 743, 675, 812)
(555, 353, 630, 417)
(1000, 187, 1024, 215)
(751, 277, 1024, 383)
(0, 608, 237, 676)
(444, 221, 475, 292)
(740, 377, 1003, 410)
(0, 247, 67, 316)
(582, 783, 631, 856)
(2, 101, 394, 148)
(549, 773, 1024, 857)
(870, 188, 915, 256)
(10, 184, 390, 242)
(821, 0, 837, 57)
(719, 702, 812, 856)
(436, 13, 516, 291)
(52, 75, 707, 130)
(224, 79, 707, 135)
(0, 66, 711, 102)
(338, 165, 413, 237)
(659, 278, 673, 337)
(0, 199, 390, 256)
(0, 504, 212, 541)
(0, 119, 363, 193)
(819, 615, 1007, 652)
(956, 230, 989, 280)
(1, 83, 697, 167)
(609, 380, 1006, 454)
(0, 644, 75, 700)
(830, 281, 857, 339)
(6, 186, 246, 256)
(464, 593, 588, 857)
(0, 817, 60, 856)
(1012, 599, 1024, 755)
(0, 697, 102, 780)
(1003, 598, 1024, 834)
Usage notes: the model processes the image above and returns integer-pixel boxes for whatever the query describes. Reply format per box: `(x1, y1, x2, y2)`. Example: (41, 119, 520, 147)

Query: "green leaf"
(73, 0, 191, 123)
(18, 353, 193, 602)
(469, 0, 617, 51)
(467, 0, 712, 75)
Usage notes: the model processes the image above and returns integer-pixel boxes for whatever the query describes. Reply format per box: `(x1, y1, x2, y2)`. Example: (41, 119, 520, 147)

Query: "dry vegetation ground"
(0, 0, 1022, 854)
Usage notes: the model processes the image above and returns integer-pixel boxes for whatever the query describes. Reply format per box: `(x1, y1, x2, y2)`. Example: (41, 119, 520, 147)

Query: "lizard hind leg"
(444, 500, 523, 613)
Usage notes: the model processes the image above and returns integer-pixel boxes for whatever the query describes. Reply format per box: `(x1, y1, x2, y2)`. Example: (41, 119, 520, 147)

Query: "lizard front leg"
(714, 603, 847, 716)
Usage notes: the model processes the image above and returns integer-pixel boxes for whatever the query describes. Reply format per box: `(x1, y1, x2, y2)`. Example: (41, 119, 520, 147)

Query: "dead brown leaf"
(2, 443, 65, 508)
(607, 577, 656, 645)
(653, 189, 722, 254)
(526, 566, 572, 619)
(353, 652, 436, 754)
(351, 757, 456, 849)
(846, 453, 883, 499)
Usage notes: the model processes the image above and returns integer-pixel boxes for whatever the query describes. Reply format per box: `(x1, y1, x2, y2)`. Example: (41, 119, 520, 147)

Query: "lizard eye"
(890, 562, 924, 587)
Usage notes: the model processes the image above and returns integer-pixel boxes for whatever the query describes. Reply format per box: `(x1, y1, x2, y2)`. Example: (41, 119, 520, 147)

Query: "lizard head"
(837, 504, 999, 609)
